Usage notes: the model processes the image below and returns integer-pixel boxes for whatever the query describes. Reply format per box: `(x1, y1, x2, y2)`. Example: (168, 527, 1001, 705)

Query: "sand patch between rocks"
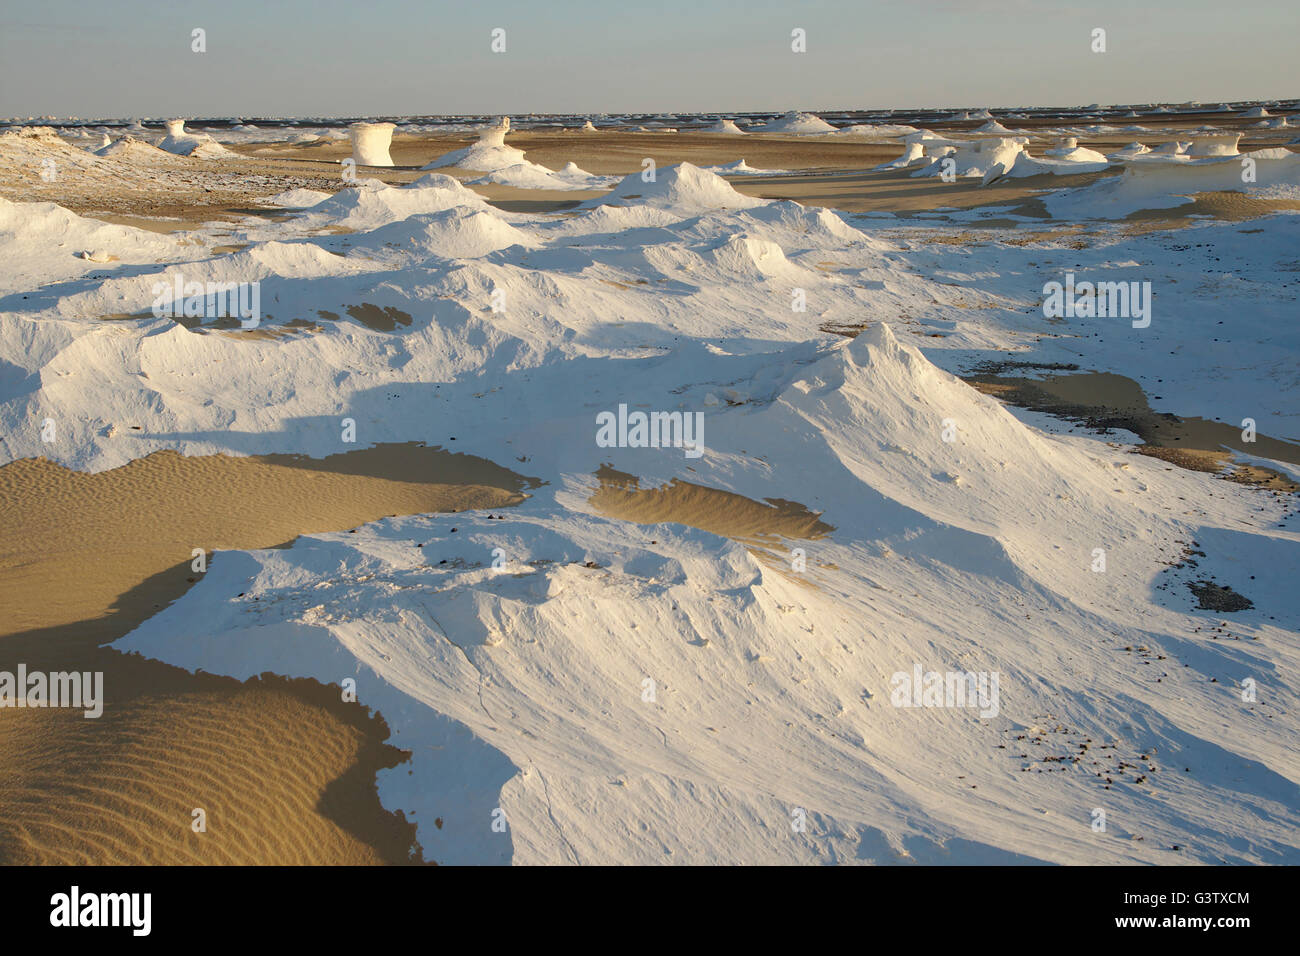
(0, 443, 537, 864)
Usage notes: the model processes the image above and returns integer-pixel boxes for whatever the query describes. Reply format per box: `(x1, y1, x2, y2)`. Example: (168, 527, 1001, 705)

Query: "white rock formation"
(758, 111, 837, 134)
(350, 121, 396, 167)
(928, 137, 1028, 179)
(1110, 142, 1152, 160)
(1044, 137, 1109, 164)
(478, 116, 510, 148)
(1186, 132, 1242, 157)
(157, 119, 231, 158)
(874, 140, 928, 170)
(704, 118, 746, 135)
(421, 117, 530, 172)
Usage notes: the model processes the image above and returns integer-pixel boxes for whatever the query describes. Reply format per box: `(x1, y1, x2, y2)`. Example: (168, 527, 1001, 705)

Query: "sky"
(1, 0, 1295, 118)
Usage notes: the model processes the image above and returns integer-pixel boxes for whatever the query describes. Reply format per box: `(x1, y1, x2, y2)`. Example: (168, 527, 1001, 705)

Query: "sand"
(0, 443, 537, 864)
(966, 369, 1300, 490)
(589, 464, 833, 545)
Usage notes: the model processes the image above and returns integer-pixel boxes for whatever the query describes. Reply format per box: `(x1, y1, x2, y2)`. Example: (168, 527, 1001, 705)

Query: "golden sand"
(0, 443, 537, 864)
(589, 464, 832, 545)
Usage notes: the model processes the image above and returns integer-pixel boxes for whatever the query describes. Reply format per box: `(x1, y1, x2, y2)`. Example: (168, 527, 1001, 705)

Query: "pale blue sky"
(1, 0, 1295, 117)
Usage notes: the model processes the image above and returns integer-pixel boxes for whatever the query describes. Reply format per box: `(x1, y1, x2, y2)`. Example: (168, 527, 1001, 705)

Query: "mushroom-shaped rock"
(478, 116, 511, 147)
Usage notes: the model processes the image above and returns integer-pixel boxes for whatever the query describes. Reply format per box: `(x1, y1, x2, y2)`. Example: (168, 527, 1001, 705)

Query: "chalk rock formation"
(350, 121, 396, 167)
(478, 117, 510, 148)
(1186, 133, 1241, 157)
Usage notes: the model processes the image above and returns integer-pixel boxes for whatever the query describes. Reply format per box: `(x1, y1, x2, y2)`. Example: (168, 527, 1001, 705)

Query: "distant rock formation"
(350, 121, 396, 167)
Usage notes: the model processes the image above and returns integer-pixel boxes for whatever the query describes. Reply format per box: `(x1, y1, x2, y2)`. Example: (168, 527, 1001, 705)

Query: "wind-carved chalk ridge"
(114, 320, 1300, 865)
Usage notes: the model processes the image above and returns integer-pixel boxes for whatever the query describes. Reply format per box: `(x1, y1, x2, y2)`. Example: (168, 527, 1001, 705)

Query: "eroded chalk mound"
(468, 161, 612, 191)
(345, 206, 537, 261)
(756, 111, 837, 134)
(0, 196, 181, 294)
(300, 174, 493, 230)
(591, 162, 768, 212)
(423, 117, 607, 190)
(703, 118, 747, 135)
(95, 135, 172, 160)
